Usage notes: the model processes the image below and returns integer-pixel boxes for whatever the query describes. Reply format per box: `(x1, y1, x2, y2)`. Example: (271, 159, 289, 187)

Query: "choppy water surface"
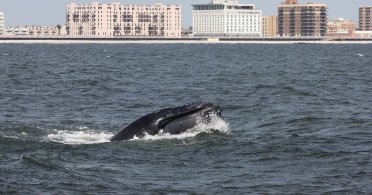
(1, 43, 372, 194)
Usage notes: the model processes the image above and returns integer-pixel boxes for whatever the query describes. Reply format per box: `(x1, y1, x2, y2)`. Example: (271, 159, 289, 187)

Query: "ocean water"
(1, 43, 372, 194)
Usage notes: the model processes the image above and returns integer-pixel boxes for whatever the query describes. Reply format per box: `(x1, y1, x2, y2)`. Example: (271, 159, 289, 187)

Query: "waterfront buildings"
(326, 18, 356, 38)
(66, 2, 182, 37)
(359, 6, 372, 31)
(354, 31, 372, 38)
(262, 16, 277, 37)
(181, 26, 193, 36)
(5, 26, 67, 36)
(0, 12, 3, 36)
(192, 0, 262, 37)
(277, 0, 327, 37)
(6, 26, 28, 36)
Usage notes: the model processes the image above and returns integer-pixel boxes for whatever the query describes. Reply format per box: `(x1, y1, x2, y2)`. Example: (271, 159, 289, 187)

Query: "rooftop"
(192, 0, 256, 9)
(278, 2, 327, 8)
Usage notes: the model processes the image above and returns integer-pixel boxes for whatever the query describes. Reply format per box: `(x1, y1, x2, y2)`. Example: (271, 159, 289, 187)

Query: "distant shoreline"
(1, 37, 372, 44)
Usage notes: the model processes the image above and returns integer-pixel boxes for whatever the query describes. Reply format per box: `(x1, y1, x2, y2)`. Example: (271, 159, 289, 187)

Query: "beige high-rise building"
(66, 2, 182, 37)
(0, 12, 4, 36)
(262, 16, 277, 37)
(277, 0, 327, 37)
(359, 6, 372, 31)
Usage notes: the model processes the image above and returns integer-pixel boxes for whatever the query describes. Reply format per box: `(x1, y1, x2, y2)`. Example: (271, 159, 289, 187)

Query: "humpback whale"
(110, 102, 222, 141)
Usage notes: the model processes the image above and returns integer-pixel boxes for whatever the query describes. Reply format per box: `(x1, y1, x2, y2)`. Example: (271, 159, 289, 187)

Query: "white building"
(0, 12, 4, 36)
(192, 0, 262, 37)
(6, 26, 29, 36)
(66, 2, 182, 37)
(5, 26, 67, 36)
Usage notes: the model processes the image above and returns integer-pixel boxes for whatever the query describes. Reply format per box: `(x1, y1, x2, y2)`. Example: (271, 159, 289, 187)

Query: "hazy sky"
(0, 0, 370, 26)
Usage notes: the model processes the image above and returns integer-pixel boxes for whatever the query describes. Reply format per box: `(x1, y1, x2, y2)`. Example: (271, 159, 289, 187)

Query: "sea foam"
(47, 129, 113, 145)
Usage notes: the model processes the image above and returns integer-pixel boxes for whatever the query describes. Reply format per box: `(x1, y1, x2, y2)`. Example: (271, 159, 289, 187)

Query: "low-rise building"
(181, 26, 193, 36)
(29, 26, 60, 36)
(326, 18, 356, 38)
(66, 2, 182, 37)
(354, 31, 372, 39)
(5, 25, 67, 36)
(192, 0, 262, 37)
(6, 26, 29, 36)
(262, 16, 277, 37)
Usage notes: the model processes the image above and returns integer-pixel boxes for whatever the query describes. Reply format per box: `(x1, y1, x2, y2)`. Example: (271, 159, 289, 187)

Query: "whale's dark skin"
(110, 102, 222, 141)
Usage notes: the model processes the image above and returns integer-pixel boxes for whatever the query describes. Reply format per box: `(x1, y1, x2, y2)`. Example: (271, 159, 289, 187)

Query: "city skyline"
(0, 0, 371, 27)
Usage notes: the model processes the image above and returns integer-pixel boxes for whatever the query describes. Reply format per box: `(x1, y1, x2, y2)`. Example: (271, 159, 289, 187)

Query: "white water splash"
(47, 128, 113, 145)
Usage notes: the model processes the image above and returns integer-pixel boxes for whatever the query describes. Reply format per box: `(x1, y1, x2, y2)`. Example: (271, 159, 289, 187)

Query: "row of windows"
(195, 27, 260, 30)
(69, 20, 179, 25)
(195, 28, 261, 33)
(68, 11, 179, 15)
(226, 29, 260, 32)
(69, 22, 178, 26)
(72, 6, 177, 11)
(194, 20, 260, 24)
(195, 18, 261, 21)
(194, 15, 260, 19)
(70, 28, 179, 31)
(195, 26, 261, 29)
(194, 22, 260, 26)
(227, 15, 260, 18)
(227, 19, 260, 22)
(227, 23, 260, 26)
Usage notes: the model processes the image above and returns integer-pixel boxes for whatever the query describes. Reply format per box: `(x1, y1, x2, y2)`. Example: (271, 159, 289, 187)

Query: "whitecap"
(47, 130, 113, 145)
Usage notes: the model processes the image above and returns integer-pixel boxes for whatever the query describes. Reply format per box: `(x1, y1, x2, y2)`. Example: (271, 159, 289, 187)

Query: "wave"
(47, 129, 113, 145)
(46, 115, 230, 144)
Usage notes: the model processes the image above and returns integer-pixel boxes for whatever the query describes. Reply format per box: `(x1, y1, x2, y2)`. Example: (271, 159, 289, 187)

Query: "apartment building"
(277, 0, 327, 37)
(262, 16, 277, 37)
(66, 2, 182, 37)
(192, 0, 262, 37)
(359, 6, 372, 31)
(0, 12, 4, 36)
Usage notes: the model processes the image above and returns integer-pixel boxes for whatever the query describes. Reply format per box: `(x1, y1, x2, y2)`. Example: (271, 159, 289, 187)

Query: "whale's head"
(110, 102, 222, 141)
(158, 102, 222, 133)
